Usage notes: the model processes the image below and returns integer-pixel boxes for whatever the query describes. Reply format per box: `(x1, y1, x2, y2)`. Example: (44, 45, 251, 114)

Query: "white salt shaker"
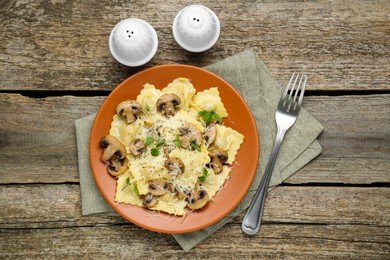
(109, 18, 158, 67)
(172, 5, 220, 52)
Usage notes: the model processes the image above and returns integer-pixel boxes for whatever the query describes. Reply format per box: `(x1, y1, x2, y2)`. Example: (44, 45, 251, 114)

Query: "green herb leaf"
(146, 103, 150, 112)
(198, 110, 212, 124)
(199, 176, 206, 182)
(192, 142, 201, 152)
(211, 111, 222, 123)
(133, 185, 140, 196)
(198, 110, 207, 117)
(151, 148, 160, 156)
(145, 136, 154, 146)
(175, 134, 181, 147)
(199, 168, 209, 182)
(122, 177, 131, 191)
(155, 139, 166, 148)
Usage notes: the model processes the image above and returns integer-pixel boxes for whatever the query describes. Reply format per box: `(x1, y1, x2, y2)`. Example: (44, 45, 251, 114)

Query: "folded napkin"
(75, 49, 324, 251)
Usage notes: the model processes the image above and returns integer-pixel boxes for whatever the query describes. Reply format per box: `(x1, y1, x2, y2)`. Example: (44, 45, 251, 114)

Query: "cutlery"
(242, 72, 307, 235)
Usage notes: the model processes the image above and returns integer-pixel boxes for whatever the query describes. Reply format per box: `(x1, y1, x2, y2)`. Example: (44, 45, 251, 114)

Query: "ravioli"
(104, 78, 244, 216)
(213, 124, 244, 165)
(162, 78, 196, 109)
(191, 87, 228, 118)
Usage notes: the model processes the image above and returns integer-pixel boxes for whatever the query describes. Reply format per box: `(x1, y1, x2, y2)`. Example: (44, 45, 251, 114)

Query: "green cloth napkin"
(75, 49, 324, 251)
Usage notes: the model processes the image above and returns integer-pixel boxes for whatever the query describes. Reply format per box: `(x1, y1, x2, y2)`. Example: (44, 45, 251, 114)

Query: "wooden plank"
(0, 0, 388, 91)
(0, 94, 105, 184)
(0, 224, 388, 258)
(286, 94, 390, 184)
(0, 185, 388, 228)
(1, 94, 389, 184)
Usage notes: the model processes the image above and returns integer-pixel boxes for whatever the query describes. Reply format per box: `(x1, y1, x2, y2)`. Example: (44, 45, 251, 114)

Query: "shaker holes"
(126, 30, 134, 38)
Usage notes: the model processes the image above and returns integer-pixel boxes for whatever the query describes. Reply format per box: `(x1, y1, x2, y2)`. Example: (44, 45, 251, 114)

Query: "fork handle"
(242, 127, 286, 235)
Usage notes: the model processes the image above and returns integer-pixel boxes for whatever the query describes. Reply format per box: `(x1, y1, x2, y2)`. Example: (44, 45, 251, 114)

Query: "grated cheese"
(111, 78, 244, 216)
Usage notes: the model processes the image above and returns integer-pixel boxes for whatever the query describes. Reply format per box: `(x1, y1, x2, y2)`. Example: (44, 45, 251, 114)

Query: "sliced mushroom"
(107, 157, 129, 176)
(186, 189, 209, 210)
(99, 135, 126, 162)
(176, 189, 188, 200)
(163, 147, 171, 157)
(148, 179, 170, 196)
(129, 139, 145, 156)
(116, 100, 142, 124)
(210, 158, 223, 174)
(164, 157, 185, 174)
(209, 148, 228, 163)
(99, 135, 129, 176)
(142, 193, 157, 208)
(179, 124, 203, 149)
(156, 93, 181, 117)
(208, 148, 228, 174)
(203, 123, 217, 146)
(168, 183, 188, 200)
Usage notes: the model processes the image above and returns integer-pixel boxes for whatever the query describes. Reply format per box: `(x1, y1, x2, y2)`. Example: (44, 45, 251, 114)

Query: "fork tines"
(281, 72, 307, 110)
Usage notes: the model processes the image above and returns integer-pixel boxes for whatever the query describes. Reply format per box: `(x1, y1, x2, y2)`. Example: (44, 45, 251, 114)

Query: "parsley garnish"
(155, 139, 166, 148)
(175, 134, 181, 147)
(199, 168, 209, 182)
(151, 148, 160, 156)
(122, 177, 131, 191)
(147, 138, 165, 156)
(198, 110, 222, 124)
(191, 141, 201, 152)
(146, 103, 150, 112)
(121, 177, 140, 196)
(211, 111, 222, 123)
(133, 185, 140, 196)
(145, 136, 155, 146)
(198, 110, 213, 124)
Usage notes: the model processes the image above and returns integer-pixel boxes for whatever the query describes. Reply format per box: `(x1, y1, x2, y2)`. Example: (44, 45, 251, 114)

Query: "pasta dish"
(99, 78, 244, 216)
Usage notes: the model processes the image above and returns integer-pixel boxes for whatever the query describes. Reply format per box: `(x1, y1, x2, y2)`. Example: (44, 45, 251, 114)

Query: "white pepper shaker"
(109, 18, 158, 67)
(172, 5, 220, 52)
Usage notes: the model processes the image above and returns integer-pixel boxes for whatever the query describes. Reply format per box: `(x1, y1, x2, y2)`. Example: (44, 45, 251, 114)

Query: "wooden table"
(1, 0, 389, 258)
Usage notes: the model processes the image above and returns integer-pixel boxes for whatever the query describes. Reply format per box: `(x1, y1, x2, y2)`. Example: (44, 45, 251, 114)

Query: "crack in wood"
(1, 89, 390, 99)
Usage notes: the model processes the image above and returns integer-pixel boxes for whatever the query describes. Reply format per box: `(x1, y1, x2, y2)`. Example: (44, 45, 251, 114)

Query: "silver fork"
(242, 72, 307, 235)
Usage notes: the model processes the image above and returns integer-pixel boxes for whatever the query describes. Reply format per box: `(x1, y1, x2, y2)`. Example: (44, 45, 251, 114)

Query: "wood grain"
(1, 185, 388, 228)
(287, 94, 390, 184)
(1, 224, 388, 258)
(0, 184, 388, 257)
(0, 93, 389, 184)
(1, 0, 389, 257)
(0, 0, 389, 91)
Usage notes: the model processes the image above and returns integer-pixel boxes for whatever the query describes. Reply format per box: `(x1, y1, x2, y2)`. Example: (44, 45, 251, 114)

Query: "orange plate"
(90, 64, 259, 234)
